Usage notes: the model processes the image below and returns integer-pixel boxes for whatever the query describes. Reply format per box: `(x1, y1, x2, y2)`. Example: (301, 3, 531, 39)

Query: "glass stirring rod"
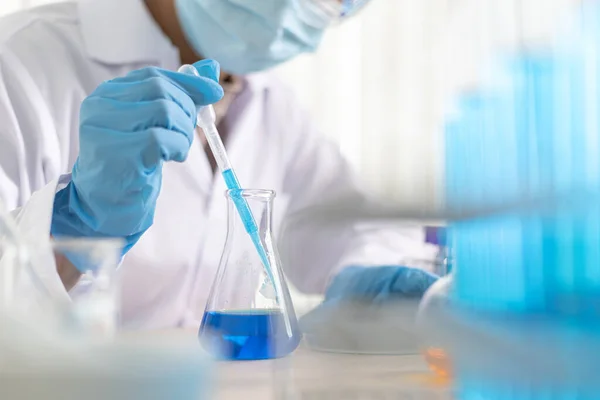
(178, 65, 276, 292)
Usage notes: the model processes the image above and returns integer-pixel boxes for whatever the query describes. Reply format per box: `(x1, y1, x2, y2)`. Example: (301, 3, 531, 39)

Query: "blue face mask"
(175, 0, 327, 75)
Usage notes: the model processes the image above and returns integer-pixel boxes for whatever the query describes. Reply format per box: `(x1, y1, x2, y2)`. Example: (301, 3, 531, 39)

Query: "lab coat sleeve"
(0, 49, 63, 210)
(278, 98, 438, 295)
(0, 49, 70, 303)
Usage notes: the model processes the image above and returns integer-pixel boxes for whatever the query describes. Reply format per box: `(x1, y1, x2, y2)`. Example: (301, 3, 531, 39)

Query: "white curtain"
(1, 0, 452, 209)
(276, 0, 449, 208)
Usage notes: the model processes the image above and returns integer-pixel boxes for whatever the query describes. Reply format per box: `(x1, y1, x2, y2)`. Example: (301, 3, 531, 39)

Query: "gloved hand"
(51, 60, 224, 258)
(299, 266, 439, 354)
(324, 266, 439, 304)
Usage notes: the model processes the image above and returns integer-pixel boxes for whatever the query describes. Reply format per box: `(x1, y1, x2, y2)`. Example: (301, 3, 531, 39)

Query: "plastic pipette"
(178, 65, 276, 291)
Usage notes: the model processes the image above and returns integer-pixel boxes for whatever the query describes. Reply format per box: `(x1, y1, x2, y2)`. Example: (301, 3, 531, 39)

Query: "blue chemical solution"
(199, 309, 301, 361)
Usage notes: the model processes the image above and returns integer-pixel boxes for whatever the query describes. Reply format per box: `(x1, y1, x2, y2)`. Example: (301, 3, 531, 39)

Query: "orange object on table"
(424, 347, 452, 379)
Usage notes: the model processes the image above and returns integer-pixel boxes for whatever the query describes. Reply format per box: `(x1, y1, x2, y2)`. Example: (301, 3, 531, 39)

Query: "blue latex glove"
(299, 266, 439, 353)
(325, 266, 439, 304)
(51, 60, 224, 258)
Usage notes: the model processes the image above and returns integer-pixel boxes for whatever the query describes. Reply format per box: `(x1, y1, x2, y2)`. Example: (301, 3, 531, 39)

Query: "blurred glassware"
(416, 274, 454, 380)
(415, 226, 454, 378)
(0, 235, 122, 340)
(50, 238, 123, 339)
(0, 203, 210, 400)
(0, 315, 214, 400)
(436, 1, 600, 398)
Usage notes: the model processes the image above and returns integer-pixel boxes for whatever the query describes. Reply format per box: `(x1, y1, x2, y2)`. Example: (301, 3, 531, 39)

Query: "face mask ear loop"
(341, 0, 372, 19)
(293, 0, 338, 29)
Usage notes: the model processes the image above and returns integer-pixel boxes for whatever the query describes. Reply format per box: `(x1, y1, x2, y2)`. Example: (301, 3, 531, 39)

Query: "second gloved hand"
(324, 266, 439, 304)
(51, 60, 224, 256)
(299, 266, 439, 354)
(300, 265, 439, 327)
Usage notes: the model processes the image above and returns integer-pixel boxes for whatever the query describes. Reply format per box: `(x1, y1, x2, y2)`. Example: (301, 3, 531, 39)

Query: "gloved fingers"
(192, 59, 221, 82)
(78, 125, 192, 167)
(90, 78, 198, 121)
(325, 266, 439, 303)
(80, 97, 196, 140)
(143, 127, 193, 164)
(325, 266, 396, 301)
(169, 70, 224, 107)
(111, 65, 224, 106)
(388, 267, 439, 298)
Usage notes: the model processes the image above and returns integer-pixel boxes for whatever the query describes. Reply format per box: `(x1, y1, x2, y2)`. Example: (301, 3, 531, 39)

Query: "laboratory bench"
(214, 344, 452, 400)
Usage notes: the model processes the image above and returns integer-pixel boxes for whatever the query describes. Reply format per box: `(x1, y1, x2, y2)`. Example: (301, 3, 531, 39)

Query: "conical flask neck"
(225, 189, 274, 237)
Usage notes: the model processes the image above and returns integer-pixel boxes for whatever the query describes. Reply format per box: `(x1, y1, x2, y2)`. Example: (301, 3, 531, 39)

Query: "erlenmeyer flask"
(199, 189, 301, 360)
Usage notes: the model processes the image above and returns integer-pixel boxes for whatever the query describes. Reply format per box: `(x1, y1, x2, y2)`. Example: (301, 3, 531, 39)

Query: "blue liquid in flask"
(199, 309, 301, 360)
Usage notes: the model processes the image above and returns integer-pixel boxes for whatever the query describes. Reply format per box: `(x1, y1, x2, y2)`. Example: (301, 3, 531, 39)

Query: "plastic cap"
(177, 64, 217, 129)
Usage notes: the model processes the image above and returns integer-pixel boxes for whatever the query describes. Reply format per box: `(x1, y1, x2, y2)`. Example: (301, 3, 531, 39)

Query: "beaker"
(13, 237, 123, 340)
(199, 189, 301, 361)
(50, 238, 122, 339)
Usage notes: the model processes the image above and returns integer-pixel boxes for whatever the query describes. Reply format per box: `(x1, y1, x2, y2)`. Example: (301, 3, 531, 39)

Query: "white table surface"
(214, 343, 452, 400)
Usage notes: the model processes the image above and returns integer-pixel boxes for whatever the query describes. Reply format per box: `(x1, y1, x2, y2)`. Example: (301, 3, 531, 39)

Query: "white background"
(275, 0, 450, 208)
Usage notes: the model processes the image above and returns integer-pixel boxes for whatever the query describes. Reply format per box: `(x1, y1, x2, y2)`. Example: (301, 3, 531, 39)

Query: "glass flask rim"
(224, 188, 276, 200)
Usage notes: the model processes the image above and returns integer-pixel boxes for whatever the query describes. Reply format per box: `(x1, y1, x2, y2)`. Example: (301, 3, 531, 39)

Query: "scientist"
(0, 0, 439, 329)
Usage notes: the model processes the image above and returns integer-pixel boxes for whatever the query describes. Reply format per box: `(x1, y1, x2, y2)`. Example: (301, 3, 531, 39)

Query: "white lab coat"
(0, 0, 438, 330)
